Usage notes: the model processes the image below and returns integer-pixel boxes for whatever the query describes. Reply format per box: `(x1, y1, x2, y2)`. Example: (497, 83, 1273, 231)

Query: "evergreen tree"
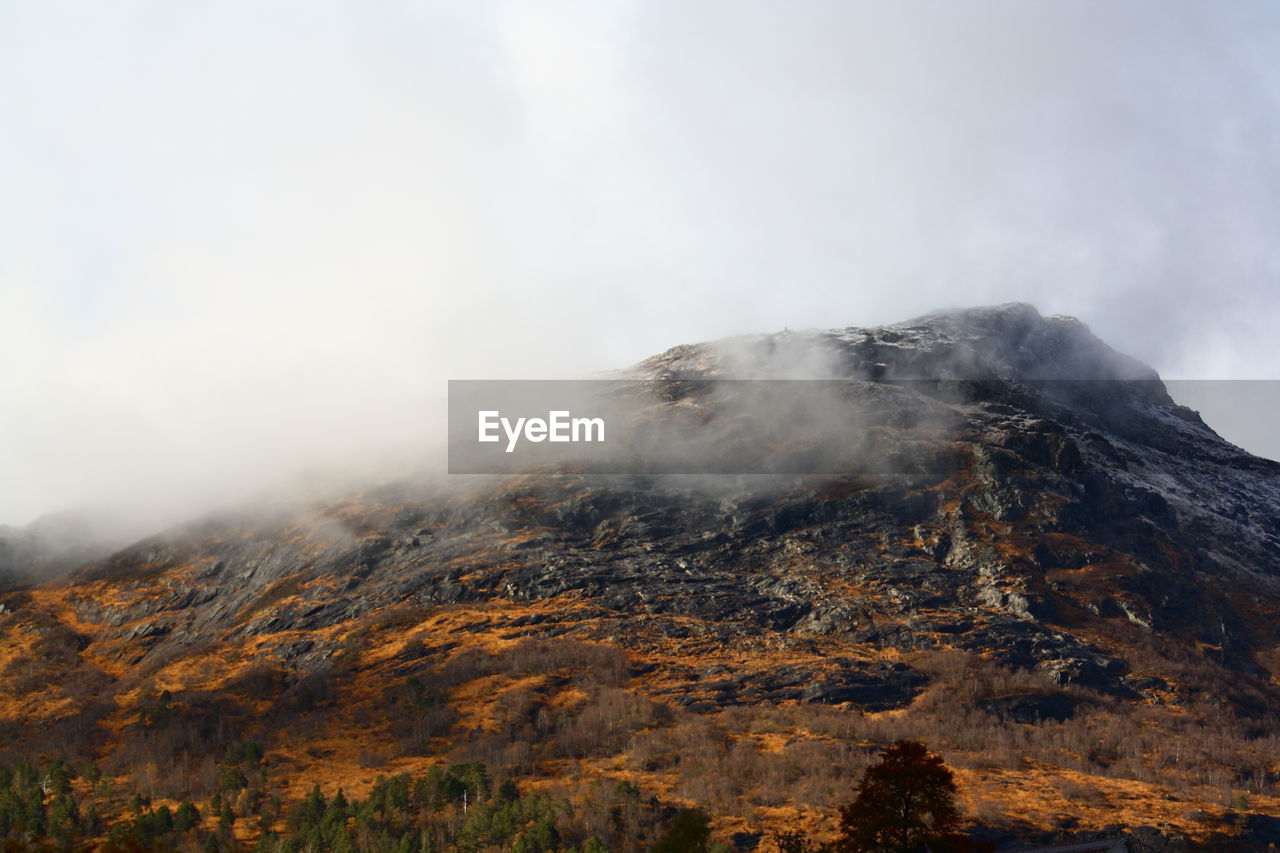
(653, 810, 711, 853)
(175, 801, 202, 833)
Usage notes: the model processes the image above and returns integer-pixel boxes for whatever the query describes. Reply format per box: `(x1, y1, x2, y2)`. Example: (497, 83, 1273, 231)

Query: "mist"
(4, 1, 1280, 530)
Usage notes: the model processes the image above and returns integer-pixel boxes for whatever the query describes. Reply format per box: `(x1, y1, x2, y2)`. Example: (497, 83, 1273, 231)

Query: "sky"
(3, 1, 1280, 528)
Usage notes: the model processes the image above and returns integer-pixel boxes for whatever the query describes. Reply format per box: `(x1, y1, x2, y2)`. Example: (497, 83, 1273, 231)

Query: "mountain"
(3, 304, 1280, 852)
(0, 508, 137, 588)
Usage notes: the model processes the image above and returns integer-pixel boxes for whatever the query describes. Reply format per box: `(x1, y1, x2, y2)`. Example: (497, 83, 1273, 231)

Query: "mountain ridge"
(3, 303, 1280, 851)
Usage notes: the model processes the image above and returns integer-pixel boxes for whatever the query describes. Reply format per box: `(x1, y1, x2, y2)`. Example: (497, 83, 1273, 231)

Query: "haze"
(4, 1, 1280, 528)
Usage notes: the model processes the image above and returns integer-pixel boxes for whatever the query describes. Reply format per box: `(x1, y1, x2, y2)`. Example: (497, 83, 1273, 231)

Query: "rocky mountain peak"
(877, 302, 1159, 382)
(636, 303, 1162, 389)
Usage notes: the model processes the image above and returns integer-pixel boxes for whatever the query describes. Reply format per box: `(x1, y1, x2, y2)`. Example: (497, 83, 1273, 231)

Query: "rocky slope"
(3, 303, 1279, 850)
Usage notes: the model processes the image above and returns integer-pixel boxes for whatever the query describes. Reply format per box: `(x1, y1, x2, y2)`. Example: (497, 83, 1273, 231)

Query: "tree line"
(0, 740, 985, 853)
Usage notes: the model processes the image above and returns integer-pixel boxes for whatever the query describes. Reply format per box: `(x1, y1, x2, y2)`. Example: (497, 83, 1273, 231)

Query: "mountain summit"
(638, 303, 1161, 383)
(3, 304, 1280, 850)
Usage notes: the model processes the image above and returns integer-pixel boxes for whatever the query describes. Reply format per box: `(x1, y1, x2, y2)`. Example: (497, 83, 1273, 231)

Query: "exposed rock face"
(13, 304, 1280, 719)
(980, 692, 1077, 724)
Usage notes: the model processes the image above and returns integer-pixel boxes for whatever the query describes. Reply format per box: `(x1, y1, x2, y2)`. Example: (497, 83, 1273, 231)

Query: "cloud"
(2, 1, 1279, 526)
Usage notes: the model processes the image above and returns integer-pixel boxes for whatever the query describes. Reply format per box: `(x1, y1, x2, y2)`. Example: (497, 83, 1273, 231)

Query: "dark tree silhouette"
(654, 809, 712, 853)
(836, 740, 967, 853)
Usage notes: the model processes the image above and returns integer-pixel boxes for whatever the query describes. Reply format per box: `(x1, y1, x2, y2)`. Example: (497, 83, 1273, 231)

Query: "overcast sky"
(3, 1, 1280, 527)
